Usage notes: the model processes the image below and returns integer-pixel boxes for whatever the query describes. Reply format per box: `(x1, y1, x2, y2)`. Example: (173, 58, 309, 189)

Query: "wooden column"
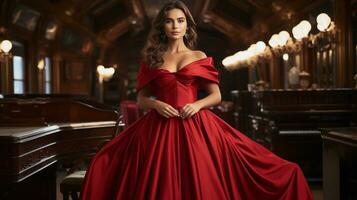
(334, 0, 354, 87)
(52, 54, 61, 93)
(269, 55, 284, 89)
(0, 54, 12, 94)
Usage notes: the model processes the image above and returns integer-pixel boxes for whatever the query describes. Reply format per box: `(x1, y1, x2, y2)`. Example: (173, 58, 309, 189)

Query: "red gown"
(80, 57, 313, 200)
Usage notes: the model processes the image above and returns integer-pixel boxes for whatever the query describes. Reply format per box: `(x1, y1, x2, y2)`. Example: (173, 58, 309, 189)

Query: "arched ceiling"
(49, 0, 325, 42)
(23, 0, 329, 50)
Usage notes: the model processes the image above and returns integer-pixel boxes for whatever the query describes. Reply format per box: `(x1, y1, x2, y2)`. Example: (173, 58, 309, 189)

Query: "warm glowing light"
(222, 56, 236, 67)
(269, 34, 280, 48)
(278, 31, 290, 46)
(292, 20, 311, 40)
(256, 41, 266, 53)
(316, 13, 331, 31)
(300, 20, 311, 37)
(283, 53, 289, 61)
(37, 59, 45, 70)
(248, 44, 257, 56)
(97, 65, 115, 81)
(0, 40, 12, 53)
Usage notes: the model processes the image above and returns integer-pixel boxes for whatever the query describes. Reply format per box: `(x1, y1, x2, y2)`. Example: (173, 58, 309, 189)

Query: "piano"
(0, 94, 124, 200)
(240, 89, 357, 181)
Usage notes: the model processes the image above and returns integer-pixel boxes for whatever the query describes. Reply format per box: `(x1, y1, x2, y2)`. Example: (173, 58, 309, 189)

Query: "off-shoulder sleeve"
(136, 61, 160, 91)
(189, 57, 219, 84)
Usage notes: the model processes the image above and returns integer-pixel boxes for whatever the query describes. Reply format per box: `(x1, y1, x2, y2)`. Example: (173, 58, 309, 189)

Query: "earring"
(184, 33, 188, 39)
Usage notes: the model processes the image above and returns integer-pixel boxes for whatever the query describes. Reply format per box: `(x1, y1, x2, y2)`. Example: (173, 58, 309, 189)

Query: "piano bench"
(60, 170, 86, 200)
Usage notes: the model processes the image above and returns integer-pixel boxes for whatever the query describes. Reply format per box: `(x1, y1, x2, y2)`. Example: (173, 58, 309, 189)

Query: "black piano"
(0, 94, 124, 200)
(238, 89, 357, 181)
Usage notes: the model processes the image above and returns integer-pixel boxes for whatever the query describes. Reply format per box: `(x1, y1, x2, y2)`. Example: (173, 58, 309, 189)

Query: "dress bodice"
(136, 57, 219, 109)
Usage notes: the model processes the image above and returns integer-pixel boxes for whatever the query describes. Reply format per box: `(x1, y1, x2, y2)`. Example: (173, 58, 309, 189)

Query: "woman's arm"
(195, 83, 222, 109)
(137, 87, 180, 118)
(180, 83, 221, 118)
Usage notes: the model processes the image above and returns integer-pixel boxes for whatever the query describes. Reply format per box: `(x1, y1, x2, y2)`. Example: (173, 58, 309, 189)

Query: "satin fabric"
(80, 57, 313, 200)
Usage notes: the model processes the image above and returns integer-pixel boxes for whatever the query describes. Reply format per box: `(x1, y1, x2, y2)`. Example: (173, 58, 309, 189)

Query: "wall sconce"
(268, 31, 291, 55)
(97, 65, 115, 81)
(0, 39, 13, 94)
(222, 14, 335, 72)
(316, 13, 331, 32)
(0, 40, 12, 57)
(223, 41, 269, 70)
(282, 53, 289, 61)
(292, 20, 311, 40)
(96, 64, 116, 102)
(309, 13, 337, 51)
(37, 58, 45, 70)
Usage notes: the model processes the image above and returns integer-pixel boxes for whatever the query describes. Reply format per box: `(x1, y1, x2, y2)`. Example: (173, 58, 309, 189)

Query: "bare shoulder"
(183, 50, 207, 61)
(193, 50, 207, 59)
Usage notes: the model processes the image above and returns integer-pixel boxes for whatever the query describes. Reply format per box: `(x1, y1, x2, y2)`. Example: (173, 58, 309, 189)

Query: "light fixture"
(292, 20, 311, 40)
(269, 34, 280, 48)
(0, 39, 12, 94)
(37, 58, 45, 70)
(283, 53, 289, 61)
(268, 30, 291, 55)
(278, 31, 290, 46)
(316, 13, 331, 32)
(223, 41, 270, 70)
(0, 40, 12, 54)
(310, 13, 337, 51)
(96, 64, 116, 102)
(256, 41, 266, 53)
(223, 13, 337, 72)
(97, 65, 115, 81)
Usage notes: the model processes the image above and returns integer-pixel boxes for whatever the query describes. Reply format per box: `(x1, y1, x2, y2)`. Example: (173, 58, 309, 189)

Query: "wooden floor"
(55, 170, 323, 200)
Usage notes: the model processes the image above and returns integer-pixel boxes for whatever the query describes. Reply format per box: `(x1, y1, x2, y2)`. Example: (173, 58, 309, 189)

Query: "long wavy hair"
(141, 0, 197, 69)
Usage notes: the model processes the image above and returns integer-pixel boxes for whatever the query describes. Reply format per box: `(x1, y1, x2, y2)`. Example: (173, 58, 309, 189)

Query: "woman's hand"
(154, 101, 180, 118)
(180, 102, 202, 119)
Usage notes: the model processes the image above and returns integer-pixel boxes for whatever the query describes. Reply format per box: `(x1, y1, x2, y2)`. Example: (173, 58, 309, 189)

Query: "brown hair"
(141, 0, 197, 68)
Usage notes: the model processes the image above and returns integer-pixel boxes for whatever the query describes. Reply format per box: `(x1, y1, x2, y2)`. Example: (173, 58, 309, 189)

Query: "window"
(13, 56, 25, 94)
(44, 57, 51, 94)
(11, 41, 26, 94)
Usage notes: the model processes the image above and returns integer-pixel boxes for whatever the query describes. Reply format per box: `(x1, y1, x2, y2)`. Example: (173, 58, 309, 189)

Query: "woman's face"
(163, 8, 187, 40)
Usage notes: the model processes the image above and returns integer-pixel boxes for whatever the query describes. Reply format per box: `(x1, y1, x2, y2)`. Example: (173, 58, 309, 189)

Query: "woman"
(80, 1, 313, 199)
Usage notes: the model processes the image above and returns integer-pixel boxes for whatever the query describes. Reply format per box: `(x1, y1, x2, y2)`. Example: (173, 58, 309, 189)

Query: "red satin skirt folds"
(80, 57, 313, 200)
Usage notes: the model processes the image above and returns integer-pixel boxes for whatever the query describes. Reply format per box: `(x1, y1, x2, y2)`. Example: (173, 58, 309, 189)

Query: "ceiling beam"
(129, 0, 147, 22)
(21, 0, 113, 48)
(202, 11, 249, 46)
(193, 0, 210, 20)
(98, 16, 132, 42)
(72, 0, 104, 20)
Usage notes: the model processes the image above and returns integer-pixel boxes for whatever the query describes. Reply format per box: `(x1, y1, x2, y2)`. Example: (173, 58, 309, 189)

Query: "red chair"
(120, 100, 142, 128)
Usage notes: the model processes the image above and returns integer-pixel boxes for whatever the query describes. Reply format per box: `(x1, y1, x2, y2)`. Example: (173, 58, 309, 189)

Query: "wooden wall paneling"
(269, 55, 284, 89)
(52, 54, 61, 93)
(260, 62, 270, 86)
(61, 59, 90, 95)
(334, 0, 354, 87)
(0, 57, 12, 94)
(269, 57, 275, 88)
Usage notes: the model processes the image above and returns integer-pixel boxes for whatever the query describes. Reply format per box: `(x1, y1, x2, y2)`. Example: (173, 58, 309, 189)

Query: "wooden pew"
(0, 94, 124, 200)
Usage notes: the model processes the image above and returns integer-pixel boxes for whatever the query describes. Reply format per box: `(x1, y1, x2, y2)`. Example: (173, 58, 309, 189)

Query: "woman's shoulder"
(190, 50, 207, 59)
(182, 50, 207, 61)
